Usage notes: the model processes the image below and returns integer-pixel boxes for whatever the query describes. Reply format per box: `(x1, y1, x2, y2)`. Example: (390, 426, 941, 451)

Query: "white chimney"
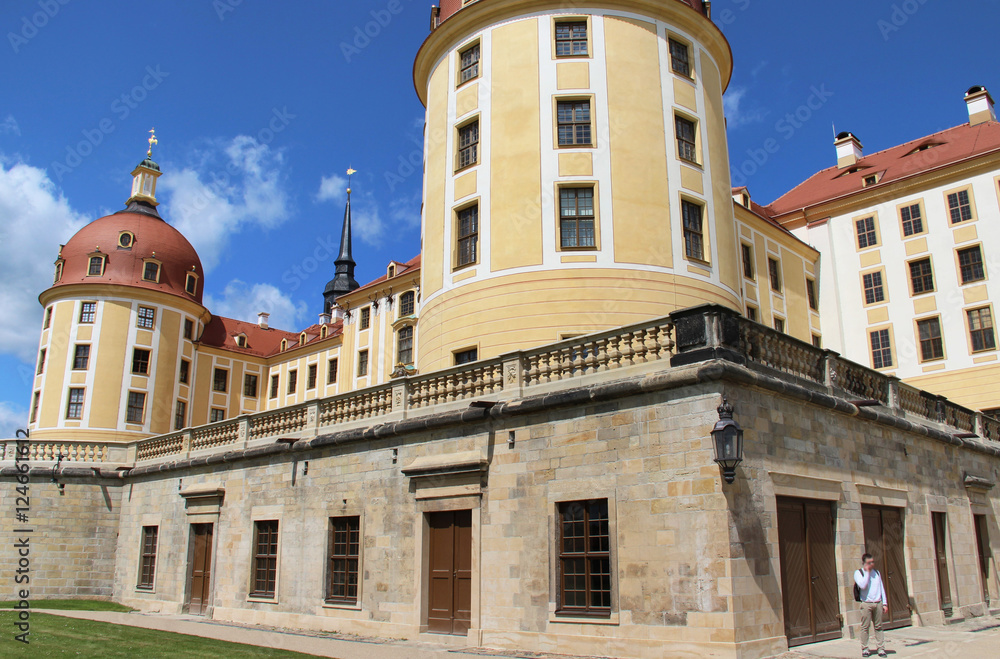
(257, 312, 270, 329)
(318, 312, 331, 325)
(834, 132, 863, 169)
(965, 86, 996, 126)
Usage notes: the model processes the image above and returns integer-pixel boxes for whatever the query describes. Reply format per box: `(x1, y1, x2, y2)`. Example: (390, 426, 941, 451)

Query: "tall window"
(307, 364, 318, 389)
(555, 21, 588, 57)
(968, 307, 996, 353)
(357, 351, 369, 377)
(88, 255, 105, 276)
(400, 291, 415, 317)
(917, 317, 944, 362)
(862, 271, 885, 305)
(185, 273, 198, 295)
(557, 101, 592, 146)
(72, 345, 90, 370)
(136, 306, 156, 329)
(398, 326, 414, 365)
(909, 258, 934, 294)
(958, 246, 985, 284)
(746, 306, 758, 322)
(900, 203, 923, 236)
(30, 392, 39, 424)
(773, 317, 785, 333)
(459, 42, 480, 83)
(856, 216, 878, 249)
(251, 520, 279, 599)
(179, 359, 190, 384)
(559, 188, 595, 249)
(244, 374, 258, 398)
(741, 244, 754, 279)
(668, 38, 691, 77)
(44, 307, 52, 329)
(455, 348, 478, 365)
(870, 329, 893, 369)
(675, 116, 697, 163)
(210, 408, 225, 423)
(184, 319, 194, 340)
(174, 400, 186, 431)
(79, 302, 97, 324)
(681, 200, 704, 260)
(142, 261, 160, 282)
(66, 388, 85, 419)
(327, 358, 339, 384)
(270, 374, 279, 399)
(327, 516, 360, 604)
(557, 499, 611, 615)
(132, 348, 151, 375)
(768, 258, 782, 292)
(947, 189, 973, 224)
(37, 349, 46, 374)
(457, 120, 479, 169)
(360, 307, 371, 330)
(213, 368, 228, 392)
(287, 370, 298, 395)
(457, 205, 479, 267)
(126, 391, 146, 424)
(137, 526, 158, 590)
(806, 279, 818, 310)
(812, 334, 822, 348)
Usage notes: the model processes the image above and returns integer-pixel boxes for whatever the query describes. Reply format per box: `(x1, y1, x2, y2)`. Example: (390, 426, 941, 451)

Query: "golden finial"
(346, 167, 357, 195)
(147, 128, 158, 158)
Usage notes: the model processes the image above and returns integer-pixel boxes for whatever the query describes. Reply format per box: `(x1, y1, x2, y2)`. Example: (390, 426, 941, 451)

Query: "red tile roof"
(765, 120, 1000, 218)
(346, 255, 421, 297)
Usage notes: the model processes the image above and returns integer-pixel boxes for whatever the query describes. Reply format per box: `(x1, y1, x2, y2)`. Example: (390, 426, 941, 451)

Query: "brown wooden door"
(974, 515, 991, 605)
(862, 506, 911, 629)
(427, 510, 472, 635)
(777, 498, 841, 646)
(931, 513, 952, 612)
(187, 523, 214, 615)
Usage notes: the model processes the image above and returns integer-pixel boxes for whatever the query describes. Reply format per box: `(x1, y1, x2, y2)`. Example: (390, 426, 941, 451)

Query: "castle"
(3, 2, 999, 658)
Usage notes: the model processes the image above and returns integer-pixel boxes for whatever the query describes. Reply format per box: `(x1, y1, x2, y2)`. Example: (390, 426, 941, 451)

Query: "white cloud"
(0, 158, 88, 362)
(159, 135, 291, 272)
(204, 280, 308, 332)
(0, 115, 20, 136)
(724, 87, 767, 130)
(316, 174, 347, 204)
(316, 174, 420, 247)
(0, 401, 29, 439)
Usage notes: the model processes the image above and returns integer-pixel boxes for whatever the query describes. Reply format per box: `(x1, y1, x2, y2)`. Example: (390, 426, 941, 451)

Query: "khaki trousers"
(859, 601, 885, 650)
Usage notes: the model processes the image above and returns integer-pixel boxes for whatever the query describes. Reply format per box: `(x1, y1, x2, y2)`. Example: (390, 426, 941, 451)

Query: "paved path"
(34, 608, 1000, 659)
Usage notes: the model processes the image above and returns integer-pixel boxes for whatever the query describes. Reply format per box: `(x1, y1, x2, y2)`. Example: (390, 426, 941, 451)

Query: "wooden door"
(862, 506, 911, 629)
(974, 515, 991, 605)
(931, 513, 952, 612)
(777, 498, 841, 646)
(427, 510, 472, 635)
(187, 523, 214, 615)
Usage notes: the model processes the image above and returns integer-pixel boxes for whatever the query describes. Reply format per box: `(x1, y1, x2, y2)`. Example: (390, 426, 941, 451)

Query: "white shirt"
(855, 568, 887, 605)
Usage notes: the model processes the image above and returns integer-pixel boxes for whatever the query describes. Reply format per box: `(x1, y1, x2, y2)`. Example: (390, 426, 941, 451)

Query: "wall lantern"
(712, 398, 744, 484)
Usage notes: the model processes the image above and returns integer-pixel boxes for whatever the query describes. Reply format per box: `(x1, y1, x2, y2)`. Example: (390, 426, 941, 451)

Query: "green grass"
(0, 599, 133, 612)
(0, 611, 326, 658)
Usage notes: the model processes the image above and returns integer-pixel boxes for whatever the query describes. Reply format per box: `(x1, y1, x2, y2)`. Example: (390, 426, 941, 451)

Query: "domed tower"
(414, 0, 739, 372)
(29, 136, 210, 442)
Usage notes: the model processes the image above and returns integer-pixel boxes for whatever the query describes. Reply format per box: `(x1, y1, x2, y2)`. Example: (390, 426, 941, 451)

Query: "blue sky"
(0, 0, 997, 434)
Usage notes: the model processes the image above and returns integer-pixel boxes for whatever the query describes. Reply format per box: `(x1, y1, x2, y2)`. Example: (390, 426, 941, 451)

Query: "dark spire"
(323, 183, 360, 315)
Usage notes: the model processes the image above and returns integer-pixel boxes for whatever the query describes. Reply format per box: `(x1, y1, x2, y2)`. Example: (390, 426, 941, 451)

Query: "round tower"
(29, 142, 210, 443)
(413, 0, 739, 372)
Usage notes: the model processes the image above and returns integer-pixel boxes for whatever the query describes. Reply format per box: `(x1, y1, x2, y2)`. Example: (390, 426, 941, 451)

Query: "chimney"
(965, 86, 996, 126)
(834, 132, 863, 169)
(257, 312, 269, 330)
(318, 312, 331, 325)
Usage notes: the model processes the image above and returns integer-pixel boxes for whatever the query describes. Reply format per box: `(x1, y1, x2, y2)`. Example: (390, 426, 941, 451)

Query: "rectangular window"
(454, 348, 478, 365)
(72, 344, 90, 370)
(142, 261, 159, 282)
(917, 317, 944, 362)
(44, 308, 52, 329)
(746, 306, 757, 322)
(968, 307, 996, 353)
(327, 358, 339, 384)
(559, 187, 596, 249)
(137, 526, 158, 590)
(862, 271, 885, 305)
(210, 408, 225, 423)
(30, 392, 39, 424)
(244, 374, 258, 398)
(88, 255, 105, 276)
(359, 307, 371, 330)
(307, 364, 318, 390)
(126, 391, 146, 424)
(741, 244, 754, 279)
(958, 246, 985, 284)
(79, 302, 97, 324)
(136, 306, 156, 329)
(773, 318, 785, 333)
(132, 348, 151, 375)
(668, 38, 691, 77)
(457, 205, 479, 267)
(909, 258, 935, 294)
(947, 189, 973, 224)
(174, 400, 186, 431)
(557, 100, 592, 146)
(287, 370, 298, 395)
(870, 329, 893, 369)
(856, 216, 878, 249)
(811, 334, 822, 348)
(457, 120, 479, 169)
(179, 359, 190, 384)
(184, 319, 194, 340)
(270, 374, 279, 399)
(37, 349, 46, 375)
(185, 274, 197, 295)
(400, 292, 415, 317)
(398, 326, 414, 365)
(251, 520, 279, 599)
(66, 388, 85, 419)
(682, 200, 704, 260)
(806, 278, 818, 310)
(459, 42, 480, 83)
(768, 258, 782, 292)
(900, 203, 924, 236)
(327, 516, 361, 604)
(557, 499, 611, 615)
(555, 21, 588, 57)
(675, 116, 697, 163)
(357, 351, 369, 377)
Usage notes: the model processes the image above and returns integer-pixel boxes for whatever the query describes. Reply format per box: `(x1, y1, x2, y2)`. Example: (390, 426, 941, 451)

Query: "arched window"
(398, 326, 414, 365)
(185, 272, 198, 295)
(280, 339, 288, 351)
(142, 261, 161, 282)
(400, 291, 416, 317)
(88, 255, 106, 276)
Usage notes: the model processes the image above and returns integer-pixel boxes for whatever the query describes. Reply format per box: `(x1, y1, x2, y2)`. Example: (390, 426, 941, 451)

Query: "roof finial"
(346, 167, 356, 196)
(147, 128, 158, 158)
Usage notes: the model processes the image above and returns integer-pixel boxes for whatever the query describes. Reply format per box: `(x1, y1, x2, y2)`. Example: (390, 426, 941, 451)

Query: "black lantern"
(712, 398, 744, 484)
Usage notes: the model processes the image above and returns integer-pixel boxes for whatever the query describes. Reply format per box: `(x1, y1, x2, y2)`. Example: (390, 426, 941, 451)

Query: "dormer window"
(235, 334, 248, 348)
(87, 253, 106, 276)
(299, 332, 307, 346)
(53, 259, 64, 283)
(142, 260, 161, 282)
(185, 272, 198, 295)
(280, 338, 288, 351)
(118, 231, 134, 249)
(863, 175, 878, 187)
(320, 325, 328, 339)
(388, 264, 396, 278)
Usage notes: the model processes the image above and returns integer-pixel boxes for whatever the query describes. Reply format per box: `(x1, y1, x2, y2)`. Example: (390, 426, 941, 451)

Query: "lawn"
(0, 610, 326, 658)
(0, 599, 133, 612)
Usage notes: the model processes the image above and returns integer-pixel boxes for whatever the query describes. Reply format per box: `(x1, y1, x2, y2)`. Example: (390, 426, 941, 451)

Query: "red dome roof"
(50, 205, 205, 305)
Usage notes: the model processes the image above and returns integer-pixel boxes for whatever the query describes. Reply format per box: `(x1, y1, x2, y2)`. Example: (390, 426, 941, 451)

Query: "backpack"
(854, 569, 878, 602)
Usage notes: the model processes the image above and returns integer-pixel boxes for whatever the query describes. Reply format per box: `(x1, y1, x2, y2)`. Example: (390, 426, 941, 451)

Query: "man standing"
(854, 553, 888, 658)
